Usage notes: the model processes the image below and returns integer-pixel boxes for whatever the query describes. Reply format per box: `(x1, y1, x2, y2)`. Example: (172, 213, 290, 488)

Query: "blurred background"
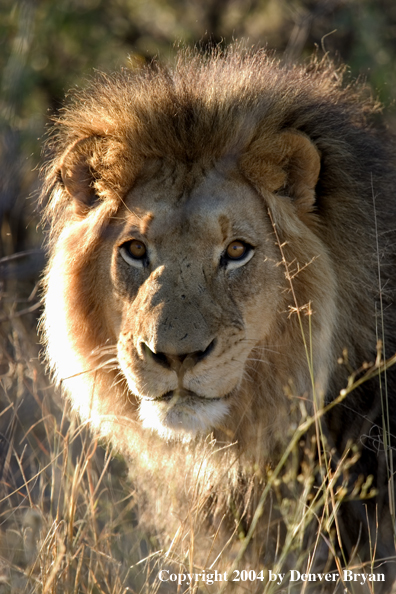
(0, 1, 396, 591)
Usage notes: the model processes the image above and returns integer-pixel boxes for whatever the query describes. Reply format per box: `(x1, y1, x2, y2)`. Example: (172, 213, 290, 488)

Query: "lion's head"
(41, 47, 396, 585)
(43, 117, 333, 447)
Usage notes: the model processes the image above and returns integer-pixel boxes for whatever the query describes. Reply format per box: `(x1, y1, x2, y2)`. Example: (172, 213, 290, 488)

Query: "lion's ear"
(241, 130, 321, 216)
(277, 130, 321, 210)
(60, 137, 101, 215)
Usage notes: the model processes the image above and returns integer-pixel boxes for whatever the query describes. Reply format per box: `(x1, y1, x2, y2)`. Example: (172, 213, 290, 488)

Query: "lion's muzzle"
(140, 338, 216, 373)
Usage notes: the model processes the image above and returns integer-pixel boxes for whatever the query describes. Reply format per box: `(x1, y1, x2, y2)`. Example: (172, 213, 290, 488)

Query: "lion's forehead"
(121, 164, 267, 251)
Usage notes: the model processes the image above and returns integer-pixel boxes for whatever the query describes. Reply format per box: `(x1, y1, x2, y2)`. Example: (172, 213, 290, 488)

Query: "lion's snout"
(139, 338, 216, 373)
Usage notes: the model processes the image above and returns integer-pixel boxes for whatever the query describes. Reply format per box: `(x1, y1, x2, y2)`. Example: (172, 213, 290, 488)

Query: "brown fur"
(41, 47, 396, 591)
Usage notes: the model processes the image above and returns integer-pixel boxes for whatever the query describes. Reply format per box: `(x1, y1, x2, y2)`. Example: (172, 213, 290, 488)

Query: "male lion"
(41, 48, 396, 591)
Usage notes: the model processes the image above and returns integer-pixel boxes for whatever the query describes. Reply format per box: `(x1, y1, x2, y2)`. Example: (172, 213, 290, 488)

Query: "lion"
(40, 47, 396, 591)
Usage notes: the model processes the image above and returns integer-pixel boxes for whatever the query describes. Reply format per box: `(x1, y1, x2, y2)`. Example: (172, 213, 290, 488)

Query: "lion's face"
(44, 124, 332, 449)
(102, 160, 282, 439)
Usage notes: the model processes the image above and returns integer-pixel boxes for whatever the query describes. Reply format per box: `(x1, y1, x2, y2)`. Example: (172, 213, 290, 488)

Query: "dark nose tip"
(141, 339, 215, 371)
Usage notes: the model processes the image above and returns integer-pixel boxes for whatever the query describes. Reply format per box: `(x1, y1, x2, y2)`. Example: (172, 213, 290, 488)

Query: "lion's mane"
(41, 47, 396, 590)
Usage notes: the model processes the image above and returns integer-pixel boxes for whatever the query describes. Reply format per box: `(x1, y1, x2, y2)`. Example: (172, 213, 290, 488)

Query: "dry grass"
(0, 274, 395, 594)
(0, 281, 157, 594)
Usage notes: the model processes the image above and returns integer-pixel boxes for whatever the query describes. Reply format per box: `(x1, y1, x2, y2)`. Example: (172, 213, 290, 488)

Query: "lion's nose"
(141, 339, 216, 372)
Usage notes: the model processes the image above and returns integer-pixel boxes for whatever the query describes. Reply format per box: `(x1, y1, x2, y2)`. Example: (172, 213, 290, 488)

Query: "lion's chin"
(138, 391, 230, 442)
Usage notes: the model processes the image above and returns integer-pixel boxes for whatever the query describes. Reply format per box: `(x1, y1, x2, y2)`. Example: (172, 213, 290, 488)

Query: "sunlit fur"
(41, 47, 396, 590)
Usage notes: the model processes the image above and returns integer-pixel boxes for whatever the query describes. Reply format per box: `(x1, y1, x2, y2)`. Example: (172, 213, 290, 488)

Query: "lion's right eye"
(120, 240, 147, 268)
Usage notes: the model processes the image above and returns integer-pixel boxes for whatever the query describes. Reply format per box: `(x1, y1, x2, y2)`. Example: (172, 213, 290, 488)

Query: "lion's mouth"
(139, 387, 232, 438)
(151, 388, 223, 403)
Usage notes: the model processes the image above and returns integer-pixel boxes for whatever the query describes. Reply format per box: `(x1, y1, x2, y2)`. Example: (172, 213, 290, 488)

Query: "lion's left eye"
(222, 240, 254, 270)
(226, 241, 248, 260)
(120, 240, 148, 268)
